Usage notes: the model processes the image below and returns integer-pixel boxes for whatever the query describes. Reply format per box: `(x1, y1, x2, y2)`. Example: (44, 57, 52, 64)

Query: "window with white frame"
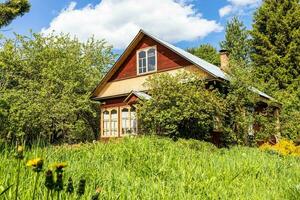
(137, 46, 157, 74)
(103, 111, 110, 136)
(111, 109, 118, 136)
(121, 108, 130, 134)
(130, 107, 137, 134)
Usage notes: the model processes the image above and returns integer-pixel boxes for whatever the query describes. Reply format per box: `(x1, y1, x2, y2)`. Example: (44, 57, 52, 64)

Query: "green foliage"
(251, 0, 300, 90)
(273, 87, 300, 140)
(187, 44, 220, 66)
(1, 136, 300, 199)
(223, 60, 279, 144)
(220, 16, 250, 62)
(137, 72, 226, 140)
(0, 0, 30, 28)
(251, 0, 300, 140)
(0, 33, 114, 143)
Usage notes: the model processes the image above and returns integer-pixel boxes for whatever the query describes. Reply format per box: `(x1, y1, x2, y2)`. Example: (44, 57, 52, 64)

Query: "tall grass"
(0, 136, 299, 199)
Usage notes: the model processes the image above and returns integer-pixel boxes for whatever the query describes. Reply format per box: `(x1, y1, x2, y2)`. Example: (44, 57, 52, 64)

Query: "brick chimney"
(219, 50, 229, 73)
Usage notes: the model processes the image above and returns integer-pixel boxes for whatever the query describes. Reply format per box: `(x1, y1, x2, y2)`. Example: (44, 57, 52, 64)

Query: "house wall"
(98, 65, 211, 98)
(109, 35, 192, 81)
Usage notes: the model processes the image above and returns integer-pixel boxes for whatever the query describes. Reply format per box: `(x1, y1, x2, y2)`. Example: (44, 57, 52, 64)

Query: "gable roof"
(90, 29, 276, 103)
(91, 29, 228, 98)
(124, 91, 152, 103)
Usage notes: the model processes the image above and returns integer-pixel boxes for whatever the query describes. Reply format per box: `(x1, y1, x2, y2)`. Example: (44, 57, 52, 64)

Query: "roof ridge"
(140, 29, 229, 80)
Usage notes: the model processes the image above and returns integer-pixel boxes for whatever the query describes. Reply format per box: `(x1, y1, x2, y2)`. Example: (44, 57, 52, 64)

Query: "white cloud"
(219, 0, 261, 17)
(42, 0, 222, 49)
(219, 5, 233, 17)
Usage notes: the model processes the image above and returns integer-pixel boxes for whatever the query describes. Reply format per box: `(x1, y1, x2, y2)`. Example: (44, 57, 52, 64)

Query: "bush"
(0, 33, 114, 144)
(260, 139, 300, 157)
(137, 72, 226, 140)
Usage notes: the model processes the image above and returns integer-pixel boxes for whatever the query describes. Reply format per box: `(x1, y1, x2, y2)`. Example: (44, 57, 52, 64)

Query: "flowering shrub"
(260, 139, 300, 157)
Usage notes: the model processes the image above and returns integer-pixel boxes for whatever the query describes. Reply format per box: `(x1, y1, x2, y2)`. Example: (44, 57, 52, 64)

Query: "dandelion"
(14, 145, 24, 160)
(77, 179, 86, 198)
(14, 145, 24, 200)
(27, 158, 44, 172)
(27, 158, 43, 200)
(52, 162, 67, 173)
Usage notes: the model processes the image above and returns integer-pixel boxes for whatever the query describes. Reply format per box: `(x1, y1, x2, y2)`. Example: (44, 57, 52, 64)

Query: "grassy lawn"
(0, 136, 299, 199)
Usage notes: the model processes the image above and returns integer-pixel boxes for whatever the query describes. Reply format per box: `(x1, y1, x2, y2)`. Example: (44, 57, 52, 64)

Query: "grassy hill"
(0, 136, 299, 199)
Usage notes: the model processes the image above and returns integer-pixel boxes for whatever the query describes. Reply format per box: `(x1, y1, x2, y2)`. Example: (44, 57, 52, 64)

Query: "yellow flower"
(52, 162, 67, 172)
(15, 145, 24, 160)
(27, 158, 43, 172)
(260, 139, 300, 157)
(17, 146, 24, 154)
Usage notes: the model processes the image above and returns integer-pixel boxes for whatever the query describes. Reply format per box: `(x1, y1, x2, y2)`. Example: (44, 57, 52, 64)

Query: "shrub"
(0, 33, 114, 144)
(260, 139, 300, 157)
(137, 72, 226, 140)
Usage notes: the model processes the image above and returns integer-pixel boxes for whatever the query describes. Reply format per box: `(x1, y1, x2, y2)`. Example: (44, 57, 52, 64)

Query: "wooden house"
(91, 29, 279, 139)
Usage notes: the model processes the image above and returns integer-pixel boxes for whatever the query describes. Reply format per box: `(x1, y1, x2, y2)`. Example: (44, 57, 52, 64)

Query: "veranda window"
(121, 108, 130, 134)
(130, 107, 137, 134)
(103, 111, 110, 136)
(111, 110, 118, 136)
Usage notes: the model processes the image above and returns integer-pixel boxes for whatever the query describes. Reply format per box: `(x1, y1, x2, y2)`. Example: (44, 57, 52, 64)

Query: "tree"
(220, 16, 250, 62)
(250, 0, 300, 140)
(138, 72, 226, 140)
(223, 60, 278, 145)
(0, 33, 114, 144)
(187, 44, 220, 66)
(250, 0, 300, 91)
(0, 0, 30, 28)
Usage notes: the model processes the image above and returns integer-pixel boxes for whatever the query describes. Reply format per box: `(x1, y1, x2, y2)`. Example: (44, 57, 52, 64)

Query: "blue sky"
(1, 0, 261, 53)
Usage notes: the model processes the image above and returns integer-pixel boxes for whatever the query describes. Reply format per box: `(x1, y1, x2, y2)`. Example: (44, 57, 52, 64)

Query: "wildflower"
(27, 158, 43, 172)
(45, 170, 55, 190)
(52, 162, 67, 173)
(66, 177, 74, 194)
(260, 139, 300, 157)
(14, 145, 24, 200)
(77, 179, 86, 196)
(14, 145, 24, 160)
(27, 158, 43, 200)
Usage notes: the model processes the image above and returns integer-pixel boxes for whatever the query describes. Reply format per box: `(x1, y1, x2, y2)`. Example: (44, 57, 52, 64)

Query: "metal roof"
(141, 30, 229, 81)
(91, 29, 275, 102)
(132, 91, 151, 100)
(249, 87, 275, 101)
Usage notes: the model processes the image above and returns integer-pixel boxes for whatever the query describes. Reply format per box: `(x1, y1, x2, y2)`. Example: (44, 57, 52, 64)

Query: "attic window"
(137, 46, 157, 74)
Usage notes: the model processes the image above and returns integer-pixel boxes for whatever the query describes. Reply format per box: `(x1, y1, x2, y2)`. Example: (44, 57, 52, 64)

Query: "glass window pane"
(138, 51, 146, 74)
(122, 108, 129, 134)
(139, 51, 146, 58)
(147, 48, 156, 71)
(103, 111, 110, 136)
(111, 110, 118, 136)
(130, 108, 137, 134)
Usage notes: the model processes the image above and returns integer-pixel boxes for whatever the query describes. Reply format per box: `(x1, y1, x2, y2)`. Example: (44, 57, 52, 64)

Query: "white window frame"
(120, 106, 138, 136)
(136, 46, 157, 75)
(101, 107, 119, 138)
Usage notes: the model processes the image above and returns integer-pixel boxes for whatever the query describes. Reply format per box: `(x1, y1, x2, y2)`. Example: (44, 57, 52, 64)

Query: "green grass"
(0, 136, 300, 199)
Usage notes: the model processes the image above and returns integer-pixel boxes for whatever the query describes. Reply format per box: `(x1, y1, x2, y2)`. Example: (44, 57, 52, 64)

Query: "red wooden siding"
(101, 96, 127, 108)
(109, 35, 192, 81)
